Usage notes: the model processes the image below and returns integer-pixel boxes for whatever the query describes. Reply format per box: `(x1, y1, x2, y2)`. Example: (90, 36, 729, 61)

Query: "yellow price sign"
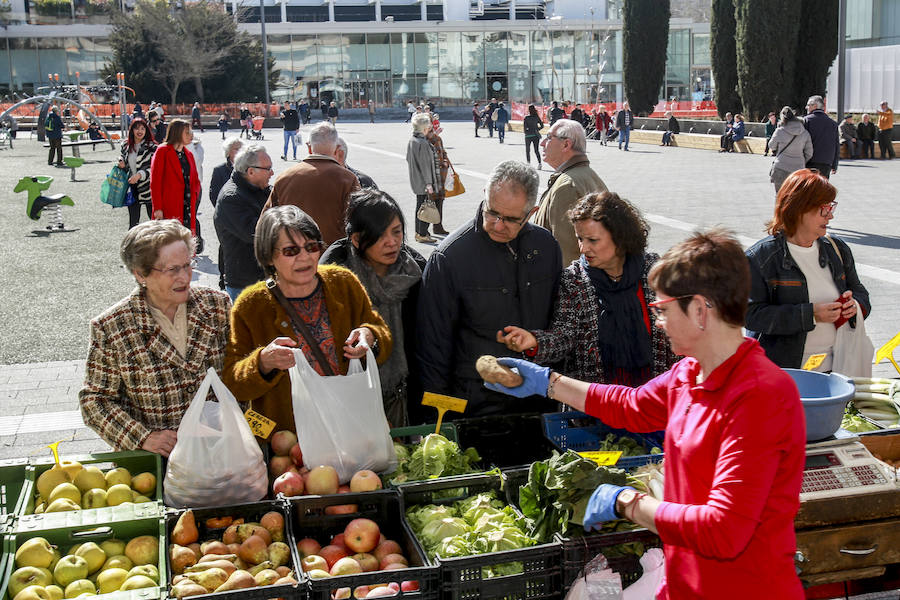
(578, 450, 623, 466)
(421, 393, 468, 434)
(802, 353, 827, 371)
(45, 441, 63, 466)
(244, 409, 276, 440)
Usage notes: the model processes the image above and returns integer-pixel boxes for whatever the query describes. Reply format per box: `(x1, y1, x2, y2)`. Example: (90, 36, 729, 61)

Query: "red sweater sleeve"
(583, 371, 671, 433)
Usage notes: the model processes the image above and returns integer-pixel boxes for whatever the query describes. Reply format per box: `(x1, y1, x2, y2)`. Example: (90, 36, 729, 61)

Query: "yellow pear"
(172, 582, 208, 599)
(104, 467, 131, 488)
(185, 567, 229, 592)
(126, 564, 159, 583)
(101, 554, 133, 571)
(130, 472, 156, 496)
(44, 586, 63, 600)
(99, 539, 126, 557)
(58, 460, 83, 481)
(172, 510, 199, 545)
(105, 484, 134, 507)
(72, 467, 106, 493)
(62, 579, 94, 599)
(15, 538, 56, 569)
(96, 568, 129, 594)
(8, 566, 53, 597)
(119, 575, 157, 590)
(73, 543, 106, 574)
(44, 498, 81, 513)
(36, 466, 71, 500)
(214, 569, 256, 592)
(13, 586, 52, 600)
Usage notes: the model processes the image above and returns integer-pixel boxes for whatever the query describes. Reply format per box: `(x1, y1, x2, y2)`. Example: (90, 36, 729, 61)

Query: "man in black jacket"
(857, 113, 878, 159)
(416, 160, 562, 417)
(803, 95, 839, 178)
(45, 106, 64, 166)
(548, 101, 566, 125)
(214, 144, 273, 302)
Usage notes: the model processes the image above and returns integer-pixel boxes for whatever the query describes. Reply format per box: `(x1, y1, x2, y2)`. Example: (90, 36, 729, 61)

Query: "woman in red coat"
(150, 119, 201, 235)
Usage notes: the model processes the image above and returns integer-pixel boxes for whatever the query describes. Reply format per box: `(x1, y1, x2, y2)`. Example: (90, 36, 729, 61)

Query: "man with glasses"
(214, 144, 274, 301)
(802, 95, 839, 178)
(416, 160, 562, 417)
(536, 120, 608, 267)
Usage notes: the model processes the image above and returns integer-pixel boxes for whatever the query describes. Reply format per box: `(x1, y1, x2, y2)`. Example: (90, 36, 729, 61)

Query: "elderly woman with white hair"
(406, 112, 440, 244)
(210, 136, 243, 207)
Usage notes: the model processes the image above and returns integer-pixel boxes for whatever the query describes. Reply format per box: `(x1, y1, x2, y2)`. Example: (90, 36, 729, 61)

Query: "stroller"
(251, 116, 265, 140)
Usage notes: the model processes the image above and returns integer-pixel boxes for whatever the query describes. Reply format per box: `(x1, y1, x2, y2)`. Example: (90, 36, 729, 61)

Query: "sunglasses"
(276, 241, 324, 256)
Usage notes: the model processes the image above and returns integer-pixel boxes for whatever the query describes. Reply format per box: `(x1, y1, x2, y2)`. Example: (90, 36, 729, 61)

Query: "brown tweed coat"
(79, 286, 232, 451)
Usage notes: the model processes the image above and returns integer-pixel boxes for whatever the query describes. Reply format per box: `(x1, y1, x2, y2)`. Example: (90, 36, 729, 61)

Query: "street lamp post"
(259, 0, 270, 115)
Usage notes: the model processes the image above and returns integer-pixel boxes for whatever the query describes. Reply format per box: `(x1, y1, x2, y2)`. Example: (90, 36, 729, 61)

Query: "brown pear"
(172, 510, 199, 546)
(184, 567, 228, 592)
(200, 540, 229, 556)
(275, 566, 291, 578)
(170, 545, 197, 575)
(187, 543, 201, 559)
(247, 561, 274, 576)
(267, 542, 291, 568)
(199, 553, 236, 564)
(172, 575, 187, 585)
(185, 559, 236, 576)
(259, 512, 285, 543)
(214, 570, 256, 592)
(226, 544, 241, 555)
(274, 575, 298, 585)
(237, 524, 271, 545)
(253, 569, 279, 586)
(222, 525, 240, 545)
(238, 536, 269, 566)
(172, 582, 208, 599)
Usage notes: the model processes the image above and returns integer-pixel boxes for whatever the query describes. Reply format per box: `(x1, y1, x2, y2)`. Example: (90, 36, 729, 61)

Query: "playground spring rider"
(14, 176, 74, 230)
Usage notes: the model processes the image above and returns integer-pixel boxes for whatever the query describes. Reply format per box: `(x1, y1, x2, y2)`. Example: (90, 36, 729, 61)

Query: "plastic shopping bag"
(290, 346, 397, 483)
(163, 368, 268, 507)
(100, 166, 129, 208)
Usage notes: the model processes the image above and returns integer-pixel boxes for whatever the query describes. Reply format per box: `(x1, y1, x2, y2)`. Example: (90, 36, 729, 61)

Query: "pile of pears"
(9, 534, 160, 600)
(169, 509, 299, 599)
(32, 459, 157, 514)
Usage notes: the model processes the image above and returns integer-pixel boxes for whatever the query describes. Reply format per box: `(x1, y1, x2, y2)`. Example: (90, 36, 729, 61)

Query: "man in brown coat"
(263, 121, 359, 245)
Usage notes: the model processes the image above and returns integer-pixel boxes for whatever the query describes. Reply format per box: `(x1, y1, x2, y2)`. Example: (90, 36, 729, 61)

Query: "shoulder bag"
(444, 163, 466, 198)
(824, 235, 874, 377)
(417, 197, 441, 224)
(769, 134, 798, 178)
(266, 279, 335, 376)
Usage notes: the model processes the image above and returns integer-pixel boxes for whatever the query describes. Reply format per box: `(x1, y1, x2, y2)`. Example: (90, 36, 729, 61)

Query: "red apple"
(290, 443, 304, 467)
(387, 583, 400, 592)
(273, 471, 304, 496)
(338, 484, 351, 494)
(269, 455, 294, 478)
(373, 541, 402, 563)
(319, 544, 349, 568)
(366, 587, 397, 598)
(326, 504, 358, 515)
(271, 430, 298, 457)
(344, 518, 381, 553)
(296, 538, 322, 558)
(378, 534, 387, 545)
(352, 552, 378, 572)
(401, 581, 419, 592)
(379, 554, 407, 570)
(306, 465, 340, 495)
(301, 555, 328, 573)
(331, 533, 346, 548)
(349, 470, 383, 492)
(330, 557, 363, 576)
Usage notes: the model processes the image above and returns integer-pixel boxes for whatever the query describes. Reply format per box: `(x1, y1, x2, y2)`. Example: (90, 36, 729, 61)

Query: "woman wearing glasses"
(223, 205, 392, 433)
(497, 192, 675, 386)
(79, 220, 232, 457)
(484, 229, 806, 599)
(746, 169, 870, 372)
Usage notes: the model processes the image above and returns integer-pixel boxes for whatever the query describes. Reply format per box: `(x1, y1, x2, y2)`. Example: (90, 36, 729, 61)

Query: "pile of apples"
(9, 533, 159, 600)
(31, 459, 156, 514)
(167, 509, 298, 598)
(296, 518, 419, 598)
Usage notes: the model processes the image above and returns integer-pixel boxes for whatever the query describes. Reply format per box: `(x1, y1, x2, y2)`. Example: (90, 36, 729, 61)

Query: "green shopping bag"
(100, 166, 129, 208)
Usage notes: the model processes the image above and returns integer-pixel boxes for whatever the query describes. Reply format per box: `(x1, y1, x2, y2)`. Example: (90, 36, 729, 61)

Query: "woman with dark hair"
(746, 169, 870, 372)
(118, 117, 157, 229)
(222, 205, 392, 432)
(320, 190, 425, 426)
(150, 119, 201, 236)
(486, 229, 806, 599)
(523, 104, 544, 169)
(498, 191, 675, 385)
(768, 106, 813, 192)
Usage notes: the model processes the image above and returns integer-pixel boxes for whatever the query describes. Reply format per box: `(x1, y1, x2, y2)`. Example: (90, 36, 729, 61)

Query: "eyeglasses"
(648, 294, 697, 318)
(819, 201, 838, 217)
(276, 241, 324, 257)
(544, 133, 565, 142)
(151, 259, 197, 277)
(482, 206, 530, 227)
(249, 165, 274, 172)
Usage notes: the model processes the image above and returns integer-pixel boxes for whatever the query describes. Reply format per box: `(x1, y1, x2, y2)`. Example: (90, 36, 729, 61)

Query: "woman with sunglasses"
(746, 169, 870, 372)
(497, 191, 675, 386)
(223, 205, 392, 433)
(484, 229, 806, 599)
(79, 220, 231, 457)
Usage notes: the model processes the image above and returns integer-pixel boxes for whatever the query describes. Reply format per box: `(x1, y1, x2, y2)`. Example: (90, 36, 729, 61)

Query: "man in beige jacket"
(535, 119, 608, 266)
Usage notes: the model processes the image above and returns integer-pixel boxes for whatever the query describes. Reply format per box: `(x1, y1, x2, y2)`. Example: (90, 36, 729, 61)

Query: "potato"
(476, 355, 523, 387)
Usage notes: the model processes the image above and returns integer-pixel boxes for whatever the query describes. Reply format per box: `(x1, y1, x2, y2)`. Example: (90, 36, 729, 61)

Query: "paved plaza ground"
(1, 119, 900, 463)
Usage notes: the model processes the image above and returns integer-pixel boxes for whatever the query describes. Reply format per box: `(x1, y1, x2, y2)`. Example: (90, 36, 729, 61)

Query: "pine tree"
(622, 0, 670, 115)
(710, 0, 741, 117)
(792, 0, 839, 110)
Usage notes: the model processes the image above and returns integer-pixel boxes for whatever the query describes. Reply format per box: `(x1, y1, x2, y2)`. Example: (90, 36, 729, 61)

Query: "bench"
(43, 138, 113, 157)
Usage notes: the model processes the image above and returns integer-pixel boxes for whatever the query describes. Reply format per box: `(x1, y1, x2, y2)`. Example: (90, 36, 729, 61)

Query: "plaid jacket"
(533, 254, 676, 383)
(79, 286, 231, 451)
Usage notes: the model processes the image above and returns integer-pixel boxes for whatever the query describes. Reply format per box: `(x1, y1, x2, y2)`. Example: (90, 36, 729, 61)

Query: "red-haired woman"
(118, 117, 157, 229)
(150, 119, 201, 236)
(745, 168, 870, 371)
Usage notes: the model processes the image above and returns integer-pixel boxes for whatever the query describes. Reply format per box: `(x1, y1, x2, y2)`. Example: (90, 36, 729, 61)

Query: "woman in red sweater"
(150, 119, 201, 235)
(486, 229, 806, 599)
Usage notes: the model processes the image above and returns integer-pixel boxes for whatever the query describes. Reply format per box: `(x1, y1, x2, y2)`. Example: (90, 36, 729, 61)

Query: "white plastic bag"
(622, 548, 665, 600)
(163, 368, 268, 507)
(832, 300, 874, 378)
(290, 346, 397, 483)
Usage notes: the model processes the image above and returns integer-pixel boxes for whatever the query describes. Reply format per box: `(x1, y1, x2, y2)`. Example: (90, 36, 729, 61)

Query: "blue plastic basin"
(784, 369, 856, 441)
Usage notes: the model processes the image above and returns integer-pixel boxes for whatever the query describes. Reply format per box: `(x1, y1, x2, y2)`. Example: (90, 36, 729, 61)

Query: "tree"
(792, 0, 839, 109)
(734, 0, 801, 120)
(622, 0, 670, 115)
(710, 0, 741, 117)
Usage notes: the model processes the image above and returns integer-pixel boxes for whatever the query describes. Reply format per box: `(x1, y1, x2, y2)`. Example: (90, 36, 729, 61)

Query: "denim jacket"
(745, 232, 870, 368)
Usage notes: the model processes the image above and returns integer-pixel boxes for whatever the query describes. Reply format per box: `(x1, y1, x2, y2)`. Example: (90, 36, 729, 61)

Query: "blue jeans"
(283, 130, 299, 158)
(226, 285, 244, 303)
(618, 127, 630, 150)
(496, 123, 505, 142)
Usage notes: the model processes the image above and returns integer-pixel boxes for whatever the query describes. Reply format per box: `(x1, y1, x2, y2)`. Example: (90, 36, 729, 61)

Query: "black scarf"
(583, 254, 652, 375)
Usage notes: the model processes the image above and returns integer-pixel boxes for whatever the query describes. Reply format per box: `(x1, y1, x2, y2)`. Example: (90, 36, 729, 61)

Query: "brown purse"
(444, 164, 466, 198)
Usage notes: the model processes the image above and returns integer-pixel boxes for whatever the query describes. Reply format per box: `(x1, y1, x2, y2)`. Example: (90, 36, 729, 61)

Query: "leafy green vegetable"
(386, 434, 482, 485)
(421, 517, 470, 548)
(841, 410, 880, 432)
(405, 503, 457, 531)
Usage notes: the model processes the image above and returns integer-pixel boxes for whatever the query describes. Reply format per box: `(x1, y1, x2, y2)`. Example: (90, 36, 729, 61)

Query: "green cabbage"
(421, 517, 470, 549)
(388, 434, 482, 485)
(405, 503, 458, 532)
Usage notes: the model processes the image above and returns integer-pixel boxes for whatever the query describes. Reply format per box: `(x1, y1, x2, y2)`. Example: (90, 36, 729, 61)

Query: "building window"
(285, 5, 329, 23)
(381, 5, 421, 21)
(426, 4, 443, 20)
(335, 5, 376, 22)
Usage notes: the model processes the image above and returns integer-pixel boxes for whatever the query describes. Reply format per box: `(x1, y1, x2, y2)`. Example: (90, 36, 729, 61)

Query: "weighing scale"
(800, 432, 897, 501)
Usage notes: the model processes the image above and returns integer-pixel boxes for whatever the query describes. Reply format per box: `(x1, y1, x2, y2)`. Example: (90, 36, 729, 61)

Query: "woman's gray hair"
(552, 119, 587, 153)
(255, 205, 323, 277)
(120, 219, 194, 277)
(222, 136, 243, 161)
(779, 106, 796, 125)
(234, 144, 268, 175)
(486, 160, 540, 210)
(411, 112, 432, 133)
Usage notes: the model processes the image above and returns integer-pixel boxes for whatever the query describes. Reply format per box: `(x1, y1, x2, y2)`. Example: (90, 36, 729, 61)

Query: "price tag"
(578, 450, 623, 466)
(421, 393, 468, 433)
(802, 353, 827, 371)
(244, 409, 276, 439)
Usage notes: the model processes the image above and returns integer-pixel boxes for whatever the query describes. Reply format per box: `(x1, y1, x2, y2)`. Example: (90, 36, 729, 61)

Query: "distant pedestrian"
(615, 101, 634, 151)
(876, 101, 895, 159)
(368, 100, 376, 123)
(45, 106, 64, 166)
(839, 114, 859, 159)
(217, 113, 230, 139)
(299, 99, 310, 124)
(239, 104, 252, 139)
(569, 104, 584, 128)
(482, 100, 496, 138)
(494, 102, 510, 144)
(594, 105, 611, 145)
(405, 100, 415, 123)
(661, 111, 679, 146)
(472, 102, 482, 137)
(149, 119, 201, 236)
(118, 117, 157, 229)
(149, 111, 167, 145)
(280, 100, 300, 161)
(406, 113, 440, 244)
(857, 113, 877, 159)
(548, 101, 565, 125)
(764, 112, 777, 156)
(210, 137, 243, 208)
(803, 95, 839, 177)
(191, 102, 204, 133)
(523, 104, 544, 169)
(719, 112, 734, 151)
(328, 101, 339, 125)
(768, 106, 813, 193)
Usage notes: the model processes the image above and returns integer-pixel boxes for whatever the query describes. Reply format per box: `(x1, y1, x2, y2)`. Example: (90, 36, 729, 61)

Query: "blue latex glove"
(583, 484, 634, 531)
(483, 357, 550, 398)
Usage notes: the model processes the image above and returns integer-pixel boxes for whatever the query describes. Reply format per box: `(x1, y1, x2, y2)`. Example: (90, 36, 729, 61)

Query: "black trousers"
(878, 129, 895, 158)
(525, 137, 540, 163)
(414, 194, 429, 235)
(128, 200, 152, 228)
(860, 139, 875, 158)
(48, 138, 62, 164)
(807, 162, 833, 179)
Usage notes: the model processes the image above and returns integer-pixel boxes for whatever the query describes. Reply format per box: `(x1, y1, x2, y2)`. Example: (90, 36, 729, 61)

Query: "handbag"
(267, 279, 335, 375)
(444, 165, 465, 198)
(100, 166, 129, 208)
(824, 235, 874, 377)
(123, 187, 136, 207)
(417, 196, 441, 224)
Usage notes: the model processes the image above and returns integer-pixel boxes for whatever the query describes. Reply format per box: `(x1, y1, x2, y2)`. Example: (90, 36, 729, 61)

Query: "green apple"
(72, 466, 106, 493)
(80, 489, 107, 509)
(53, 555, 89, 587)
(120, 575, 156, 590)
(44, 498, 81, 513)
(15, 538, 56, 569)
(63, 579, 95, 599)
(105, 484, 133, 507)
(8, 566, 53, 597)
(73, 543, 106, 574)
(126, 564, 159, 583)
(13, 585, 51, 600)
(44, 585, 63, 600)
(47, 483, 81, 505)
(36, 466, 72, 500)
(99, 539, 126, 557)
(96, 568, 130, 594)
(101, 555, 133, 571)
(104, 467, 131, 488)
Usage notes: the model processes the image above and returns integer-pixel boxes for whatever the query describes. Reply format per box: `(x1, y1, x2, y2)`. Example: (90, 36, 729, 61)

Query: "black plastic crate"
(164, 500, 306, 600)
(399, 473, 562, 600)
(285, 490, 439, 600)
(453, 413, 556, 469)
